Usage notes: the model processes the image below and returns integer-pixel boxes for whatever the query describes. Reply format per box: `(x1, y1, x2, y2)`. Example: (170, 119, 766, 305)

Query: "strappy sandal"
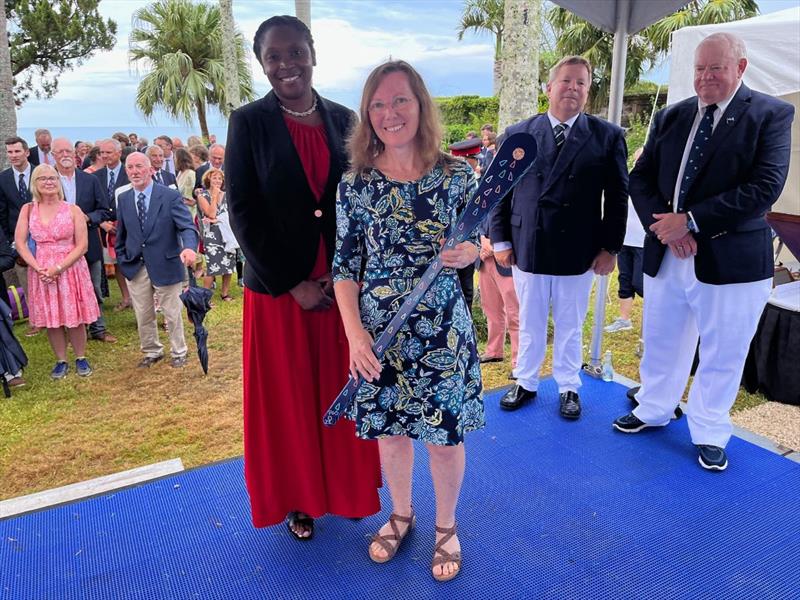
(286, 511, 314, 541)
(431, 523, 462, 582)
(368, 510, 416, 563)
(221, 295, 234, 302)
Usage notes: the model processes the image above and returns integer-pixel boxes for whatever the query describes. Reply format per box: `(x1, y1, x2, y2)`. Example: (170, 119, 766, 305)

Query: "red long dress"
(242, 116, 382, 528)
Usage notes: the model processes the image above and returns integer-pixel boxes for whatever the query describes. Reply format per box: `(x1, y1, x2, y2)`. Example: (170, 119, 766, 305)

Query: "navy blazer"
(114, 183, 198, 287)
(72, 170, 112, 264)
(153, 169, 177, 187)
(488, 112, 629, 275)
(226, 90, 354, 296)
(93, 165, 130, 219)
(630, 84, 794, 285)
(0, 166, 32, 243)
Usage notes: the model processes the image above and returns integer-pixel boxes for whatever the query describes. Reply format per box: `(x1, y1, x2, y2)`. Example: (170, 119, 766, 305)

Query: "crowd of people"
(0, 127, 233, 380)
(1, 11, 793, 586)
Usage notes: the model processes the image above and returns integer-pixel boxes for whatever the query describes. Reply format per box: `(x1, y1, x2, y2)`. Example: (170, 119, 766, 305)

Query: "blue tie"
(108, 170, 116, 202)
(553, 122, 567, 152)
(18, 173, 28, 204)
(678, 104, 717, 211)
(137, 193, 147, 229)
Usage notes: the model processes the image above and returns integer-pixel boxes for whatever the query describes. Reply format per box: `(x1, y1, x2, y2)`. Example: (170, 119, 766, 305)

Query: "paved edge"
(0, 458, 185, 520)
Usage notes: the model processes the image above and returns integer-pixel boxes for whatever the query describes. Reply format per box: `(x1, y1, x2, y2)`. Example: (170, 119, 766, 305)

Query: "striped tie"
(554, 122, 568, 152)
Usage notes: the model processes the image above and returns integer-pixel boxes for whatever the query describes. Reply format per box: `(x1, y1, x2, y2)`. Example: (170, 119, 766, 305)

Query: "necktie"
(165, 158, 172, 174)
(153, 170, 162, 184)
(137, 193, 147, 229)
(18, 173, 28, 204)
(108, 170, 116, 202)
(554, 123, 568, 152)
(43, 152, 51, 165)
(677, 103, 717, 211)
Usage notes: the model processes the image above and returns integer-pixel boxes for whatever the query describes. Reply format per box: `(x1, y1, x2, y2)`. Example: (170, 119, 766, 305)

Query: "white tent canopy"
(667, 7, 800, 218)
(554, 0, 688, 35)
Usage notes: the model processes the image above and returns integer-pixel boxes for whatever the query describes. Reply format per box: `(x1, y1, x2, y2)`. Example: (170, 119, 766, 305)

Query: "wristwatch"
(686, 213, 699, 234)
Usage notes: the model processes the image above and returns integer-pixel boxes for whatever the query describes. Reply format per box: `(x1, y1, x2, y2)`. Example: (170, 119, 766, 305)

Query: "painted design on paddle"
(323, 134, 537, 427)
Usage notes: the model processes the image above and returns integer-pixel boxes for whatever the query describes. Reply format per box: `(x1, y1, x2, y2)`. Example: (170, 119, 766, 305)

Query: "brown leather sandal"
(368, 510, 416, 563)
(431, 523, 462, 582)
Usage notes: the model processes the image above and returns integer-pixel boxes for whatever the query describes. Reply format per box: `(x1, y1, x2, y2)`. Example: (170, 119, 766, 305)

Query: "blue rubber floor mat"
(2, 376, 798, 599)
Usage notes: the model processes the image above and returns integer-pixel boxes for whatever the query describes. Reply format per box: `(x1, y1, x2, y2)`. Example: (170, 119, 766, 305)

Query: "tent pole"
(585, 0, 630, 377)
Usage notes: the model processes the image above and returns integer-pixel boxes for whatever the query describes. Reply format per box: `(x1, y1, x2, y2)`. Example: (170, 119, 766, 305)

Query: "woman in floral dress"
(14, 164, 100, 379)
(198, 168, 236, 301)
(333, 60, 483, 582)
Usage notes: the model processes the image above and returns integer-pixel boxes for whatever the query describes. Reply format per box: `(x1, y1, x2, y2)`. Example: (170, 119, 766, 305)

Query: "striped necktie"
(554, 122, 568, 152)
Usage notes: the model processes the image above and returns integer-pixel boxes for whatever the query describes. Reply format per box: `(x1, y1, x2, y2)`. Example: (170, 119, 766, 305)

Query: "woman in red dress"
(226, 15, 381, 540)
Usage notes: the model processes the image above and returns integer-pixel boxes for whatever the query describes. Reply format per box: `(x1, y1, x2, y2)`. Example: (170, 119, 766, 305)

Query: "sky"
(14, 0, 800, 132)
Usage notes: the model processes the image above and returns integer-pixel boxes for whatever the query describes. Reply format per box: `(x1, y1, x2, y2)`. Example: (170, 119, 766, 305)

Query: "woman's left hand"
(440, 240, 479, 269)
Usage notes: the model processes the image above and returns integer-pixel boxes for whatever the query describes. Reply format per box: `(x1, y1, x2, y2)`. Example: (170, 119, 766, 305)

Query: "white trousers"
(634, 252, 770, 447)
(512, 267, 594, 394)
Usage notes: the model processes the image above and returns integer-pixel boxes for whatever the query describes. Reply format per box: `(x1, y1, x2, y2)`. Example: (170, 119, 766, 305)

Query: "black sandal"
(287, 511, 314, 541)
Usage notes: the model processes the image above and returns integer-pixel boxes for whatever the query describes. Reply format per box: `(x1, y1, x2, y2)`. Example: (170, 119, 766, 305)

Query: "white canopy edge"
(552, 0, 689, 35)
(667, 7, 800, 104)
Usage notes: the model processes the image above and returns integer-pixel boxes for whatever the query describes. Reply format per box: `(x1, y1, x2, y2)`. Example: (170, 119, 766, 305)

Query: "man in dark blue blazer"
(0, 137, 34, 295)
(52, 137, 115, 343)
(145, 145, 177, 187)
(115, 152, 198, 369)
(488, 55, 628, 419)
(612, 33, 794, 471)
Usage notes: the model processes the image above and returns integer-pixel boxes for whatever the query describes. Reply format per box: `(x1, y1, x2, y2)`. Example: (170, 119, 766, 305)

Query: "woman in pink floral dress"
(14, 165, 100, 379)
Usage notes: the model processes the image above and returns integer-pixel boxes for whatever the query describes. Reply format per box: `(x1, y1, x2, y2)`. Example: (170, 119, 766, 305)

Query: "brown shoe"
(368, 510, 416, 563)
(91, 332, 117, 343)
(431, 523, 462, 582)
(137, 355, 164, 368)
(7, 377, 25, 387)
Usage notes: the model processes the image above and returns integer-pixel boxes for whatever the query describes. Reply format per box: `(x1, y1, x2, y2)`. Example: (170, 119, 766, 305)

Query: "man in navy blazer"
(0, 137, 34, 293)
(488, 55, 628, 419)
(115, 152, 198, 369)
(52, 137, 116, 343)
(613, 33, 794, 471)
(145, 145, 177, 187)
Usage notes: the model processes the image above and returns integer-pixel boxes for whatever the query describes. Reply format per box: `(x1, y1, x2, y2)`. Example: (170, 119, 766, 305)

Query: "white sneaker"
(604, 318, 633, 333)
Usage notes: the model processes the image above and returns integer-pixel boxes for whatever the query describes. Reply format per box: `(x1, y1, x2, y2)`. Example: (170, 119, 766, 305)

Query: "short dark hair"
(5, 136, 29, 151)
(188, 144, 208, 162)
(480, 123, 494, 133)
(253, 15, 315, 67)
(155, 135, 173, 148)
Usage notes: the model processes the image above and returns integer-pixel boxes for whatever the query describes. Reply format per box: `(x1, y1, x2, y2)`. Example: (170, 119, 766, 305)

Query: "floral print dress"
(333, 162, 484, 446)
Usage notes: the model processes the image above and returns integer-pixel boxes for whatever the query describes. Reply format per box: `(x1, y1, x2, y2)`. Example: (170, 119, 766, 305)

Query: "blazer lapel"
(531, 115, 556, 178)
(142, 187, 163, 239)
(318, 96, 345, 200)
(543, 113, 592, 195)
(664, 100, 698, 195)
(692, 85, 752, 181)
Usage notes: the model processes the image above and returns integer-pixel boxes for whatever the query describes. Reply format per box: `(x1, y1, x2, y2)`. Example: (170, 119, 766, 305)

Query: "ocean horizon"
(17, 125, 230, 147)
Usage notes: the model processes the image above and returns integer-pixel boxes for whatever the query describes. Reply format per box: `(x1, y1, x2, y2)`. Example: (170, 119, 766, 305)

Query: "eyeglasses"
(36, 176, 60, 182)
(368, 96, 415, 114)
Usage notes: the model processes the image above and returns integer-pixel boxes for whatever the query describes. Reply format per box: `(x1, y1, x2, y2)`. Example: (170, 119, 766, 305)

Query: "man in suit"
(154, 136, 176, 175)
(0, 137, 33, 296)
(93, 138, 133, 310)
(115, 152, 198, 368)
(52, 138, 116, 343)
(489, 55, 628, 419)
(27, 129, 54, 167)
(613, 33, 794, 471)
(146, 145, 177, 186)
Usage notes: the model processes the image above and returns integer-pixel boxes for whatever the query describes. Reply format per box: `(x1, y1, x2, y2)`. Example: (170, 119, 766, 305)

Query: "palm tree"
(498, 0, 541, 130)
(295, 0, 311, 27)
(550, 0, 759, 112)
(457, 0, 505, 95)
(0, 1, 16, 170)
(218, 0, 241, 113)
(129, 0, 254, 140)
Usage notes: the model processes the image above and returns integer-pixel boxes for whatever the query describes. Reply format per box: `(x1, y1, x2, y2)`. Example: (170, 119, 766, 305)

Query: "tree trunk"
(196, 99, 210, 141)
(493, 57, 502, 97)
(295, 0, 311, 27)
(0, 1, 17, 171)
(497, 0, 541, 132)
(218, 0, 241, 119)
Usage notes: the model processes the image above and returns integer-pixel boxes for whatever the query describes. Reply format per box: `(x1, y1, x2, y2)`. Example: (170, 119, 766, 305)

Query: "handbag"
(7, 286, 29, 321)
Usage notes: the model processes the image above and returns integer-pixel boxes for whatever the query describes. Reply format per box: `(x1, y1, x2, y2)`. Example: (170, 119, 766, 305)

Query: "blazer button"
(568, 174, 574, 180)
(141, 243, 146, 248)
(314, 209, 323, 218)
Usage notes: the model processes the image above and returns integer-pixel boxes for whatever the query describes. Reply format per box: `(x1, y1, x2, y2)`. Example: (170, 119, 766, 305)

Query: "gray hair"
(100, 138, 122, 151)
(209, 143, 225, 152)
(34, 128, 52, 139)
(699, 32, 747, 60)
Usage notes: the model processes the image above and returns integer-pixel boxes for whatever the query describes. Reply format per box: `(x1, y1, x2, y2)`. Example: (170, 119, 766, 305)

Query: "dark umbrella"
(180, 285, 213, 374)
(0, 297, 28, 397)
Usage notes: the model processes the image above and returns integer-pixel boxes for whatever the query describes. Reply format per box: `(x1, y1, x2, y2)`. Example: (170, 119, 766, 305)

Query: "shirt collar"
(13, 163, 31, 179)
(546, 111, 581, 129)
(698, 80, 742, 115)
(134, 181, 154, 199)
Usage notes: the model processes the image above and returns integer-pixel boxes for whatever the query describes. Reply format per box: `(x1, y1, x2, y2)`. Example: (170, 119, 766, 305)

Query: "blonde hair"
(202, 167, 225, 189)
(548, 55, 593, 83)
(30, 164, 64, 203)
(348, 60, 450, 174)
